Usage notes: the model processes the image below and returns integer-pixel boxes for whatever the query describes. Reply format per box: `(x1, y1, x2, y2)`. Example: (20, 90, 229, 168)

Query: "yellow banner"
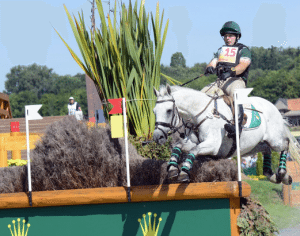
(110, 115, 124, 138)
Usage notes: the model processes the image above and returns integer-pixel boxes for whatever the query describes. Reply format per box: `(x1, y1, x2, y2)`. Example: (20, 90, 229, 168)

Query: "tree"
(170, 52, 186, 68)
(9, 91, 39, 118)
(256, 152, 263, 176)
(5, 63, 55, 99)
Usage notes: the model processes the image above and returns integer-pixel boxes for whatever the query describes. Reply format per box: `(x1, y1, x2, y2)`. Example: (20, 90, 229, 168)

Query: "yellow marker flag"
(111, 115, 124, 138)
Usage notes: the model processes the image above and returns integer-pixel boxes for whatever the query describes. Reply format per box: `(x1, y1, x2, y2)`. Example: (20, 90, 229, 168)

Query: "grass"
(244, 179, 300, 230)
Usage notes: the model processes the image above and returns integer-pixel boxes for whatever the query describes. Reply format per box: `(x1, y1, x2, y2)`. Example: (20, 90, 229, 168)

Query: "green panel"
(243, 167, 257, 176)
(0, 198, 231, 236)
(292, 182, 300, 190)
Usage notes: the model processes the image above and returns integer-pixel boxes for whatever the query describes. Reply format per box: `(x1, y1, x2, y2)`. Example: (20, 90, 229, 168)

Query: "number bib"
(218, 46, 238, 64)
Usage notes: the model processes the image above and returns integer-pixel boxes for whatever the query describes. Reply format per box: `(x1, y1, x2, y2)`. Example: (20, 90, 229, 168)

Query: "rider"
(203, 21, 251, 138)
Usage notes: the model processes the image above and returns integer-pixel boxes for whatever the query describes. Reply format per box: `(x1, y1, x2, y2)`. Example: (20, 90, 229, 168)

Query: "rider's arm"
(206, 58, 218, 68)
(234, 57, 251, 75)
(233, 47, 251, 75)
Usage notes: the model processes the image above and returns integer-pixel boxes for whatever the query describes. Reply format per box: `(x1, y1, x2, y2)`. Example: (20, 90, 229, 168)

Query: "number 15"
(224, 48, 237, 57)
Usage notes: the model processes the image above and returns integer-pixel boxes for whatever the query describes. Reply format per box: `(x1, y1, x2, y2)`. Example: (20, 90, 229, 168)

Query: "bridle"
(154, 93, 231, 141)
(154, 98, 183, 139)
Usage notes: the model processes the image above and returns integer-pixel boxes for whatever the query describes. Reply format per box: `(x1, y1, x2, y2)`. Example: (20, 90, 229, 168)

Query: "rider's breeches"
(221, 77, 246, 98)
(201, 77, 246, 99)
(168, 147, 182, 169)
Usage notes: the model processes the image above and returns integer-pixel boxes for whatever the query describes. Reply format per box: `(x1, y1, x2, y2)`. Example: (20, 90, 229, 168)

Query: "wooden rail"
(0, 181, 251, 209)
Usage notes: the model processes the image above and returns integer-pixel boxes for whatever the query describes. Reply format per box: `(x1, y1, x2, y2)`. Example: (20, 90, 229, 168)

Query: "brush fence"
(0, 181, 250, 236)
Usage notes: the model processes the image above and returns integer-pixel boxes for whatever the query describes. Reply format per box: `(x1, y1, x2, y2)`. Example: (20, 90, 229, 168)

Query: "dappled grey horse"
(153, 84, 292, 184)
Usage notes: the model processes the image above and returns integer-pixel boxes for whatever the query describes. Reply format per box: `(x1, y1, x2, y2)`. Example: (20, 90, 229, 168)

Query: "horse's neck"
(172, 90, 212, 120)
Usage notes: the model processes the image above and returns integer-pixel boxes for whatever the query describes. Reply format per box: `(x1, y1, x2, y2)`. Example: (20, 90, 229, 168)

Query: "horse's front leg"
(177, 131, 223, 182)
(167, 132, 198, 180)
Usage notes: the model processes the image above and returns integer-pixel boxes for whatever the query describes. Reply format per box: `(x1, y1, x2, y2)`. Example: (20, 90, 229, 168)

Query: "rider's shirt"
(68, 102, 80, 115)
(214, 43, 251, 82)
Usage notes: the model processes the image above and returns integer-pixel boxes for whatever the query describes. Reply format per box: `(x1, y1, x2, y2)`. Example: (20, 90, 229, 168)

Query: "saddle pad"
(243, 104, 261, 130)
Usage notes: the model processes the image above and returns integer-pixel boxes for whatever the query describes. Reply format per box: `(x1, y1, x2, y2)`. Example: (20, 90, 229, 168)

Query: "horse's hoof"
(277, 168, 287, 183)
(177, 171, 190, 183)
(168, 166, 179, 179)
(282, 173, 292, 185)
(269, 174, 281, 184)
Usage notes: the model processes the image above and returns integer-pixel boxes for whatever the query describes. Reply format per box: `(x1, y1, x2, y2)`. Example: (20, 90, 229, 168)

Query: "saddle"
(222, 95, 247, 125)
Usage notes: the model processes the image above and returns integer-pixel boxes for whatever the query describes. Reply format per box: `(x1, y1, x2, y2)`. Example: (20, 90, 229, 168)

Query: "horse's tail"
(283, 118, 292, 127)
(283, 118, 300, 165)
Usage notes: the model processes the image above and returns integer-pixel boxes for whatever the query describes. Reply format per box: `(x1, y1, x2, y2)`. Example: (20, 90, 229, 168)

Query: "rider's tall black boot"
(225, 104, 244, 139)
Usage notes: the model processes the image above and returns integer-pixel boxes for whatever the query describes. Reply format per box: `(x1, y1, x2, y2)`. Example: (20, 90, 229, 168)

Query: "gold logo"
(138, 212, 162, 236)
(8, 218, 30, 236)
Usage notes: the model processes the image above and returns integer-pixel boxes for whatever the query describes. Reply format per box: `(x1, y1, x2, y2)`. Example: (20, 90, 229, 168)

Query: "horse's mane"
(159, 84, 199, 96)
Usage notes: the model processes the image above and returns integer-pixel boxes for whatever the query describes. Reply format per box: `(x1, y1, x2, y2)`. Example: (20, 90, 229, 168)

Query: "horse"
(152, 84, 292, 185)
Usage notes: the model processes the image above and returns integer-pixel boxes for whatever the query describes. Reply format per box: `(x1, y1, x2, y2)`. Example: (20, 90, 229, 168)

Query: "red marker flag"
(108, 98, 123, 114)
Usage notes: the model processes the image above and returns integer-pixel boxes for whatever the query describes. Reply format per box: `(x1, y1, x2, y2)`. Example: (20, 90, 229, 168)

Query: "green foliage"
(5, 63, 54, 98)
(161, 46, 300, 105)
(56, 0, 169, 137)
(271, 151, 280, 172)
(9, 91, 39, 118)
(160, 62, 215, 90)
(170, 52, 186, 68)
(238, 197, 279, 236)
(256, 152, 263, 176)
(8, 159, 28, 167)
(4, 63, 88, 118)
(128, 134, 172, 160)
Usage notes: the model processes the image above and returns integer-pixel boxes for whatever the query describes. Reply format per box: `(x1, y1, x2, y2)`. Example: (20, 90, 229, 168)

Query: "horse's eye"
(167, 109, 172, 114)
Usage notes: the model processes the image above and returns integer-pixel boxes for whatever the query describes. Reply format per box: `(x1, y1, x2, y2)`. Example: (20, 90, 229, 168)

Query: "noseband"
(154, 98, 182, 139)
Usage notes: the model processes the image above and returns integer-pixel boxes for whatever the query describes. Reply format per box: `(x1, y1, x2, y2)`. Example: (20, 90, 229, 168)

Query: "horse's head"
(153, 84, 179, 145)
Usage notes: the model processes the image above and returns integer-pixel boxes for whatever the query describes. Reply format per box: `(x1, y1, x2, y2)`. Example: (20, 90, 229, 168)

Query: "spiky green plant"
(54, 0, 169, 138)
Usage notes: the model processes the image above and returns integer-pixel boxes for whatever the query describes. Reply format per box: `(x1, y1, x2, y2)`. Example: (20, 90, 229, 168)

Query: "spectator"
(249, 155, 257, 168)
(68, 97, 81, 116)
(241, 159, 247, 169)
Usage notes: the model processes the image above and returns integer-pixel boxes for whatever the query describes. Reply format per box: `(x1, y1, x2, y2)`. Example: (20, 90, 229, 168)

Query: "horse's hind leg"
(265, 137, 292, 185)
(261, 147, 279, 183)
(277, 138, 292, 185)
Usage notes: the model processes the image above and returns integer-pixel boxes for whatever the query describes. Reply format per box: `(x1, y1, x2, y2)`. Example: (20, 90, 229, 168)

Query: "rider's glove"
(204, 66, 215, 76)
(219, 67, 236, 81)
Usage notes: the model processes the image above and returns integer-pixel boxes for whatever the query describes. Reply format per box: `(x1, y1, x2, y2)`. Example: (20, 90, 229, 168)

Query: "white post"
(234, 92, 242, 183)
(25, 104, 43, 207)
(123, 98, 131, 201)
(25, 108, 32, 203)
(234, 88, 253, 197)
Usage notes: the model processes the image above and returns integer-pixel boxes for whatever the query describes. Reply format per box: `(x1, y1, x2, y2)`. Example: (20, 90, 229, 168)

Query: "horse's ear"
(153, 87, 159, 97)
(166, 84, 172, 95)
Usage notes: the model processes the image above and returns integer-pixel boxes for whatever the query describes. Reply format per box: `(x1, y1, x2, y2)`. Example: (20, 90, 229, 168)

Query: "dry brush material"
(0, 116, 237, 193)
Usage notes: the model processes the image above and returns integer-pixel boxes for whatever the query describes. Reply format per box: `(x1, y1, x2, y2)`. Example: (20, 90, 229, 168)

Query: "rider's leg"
(200, 82, 224, 96)
(222, 77, 246, 137)
(167, 147, 182, 178)
(224, 104, 244, 138)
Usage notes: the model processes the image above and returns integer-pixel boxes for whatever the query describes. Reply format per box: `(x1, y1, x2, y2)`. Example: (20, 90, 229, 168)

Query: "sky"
(0, 0, 299, 92)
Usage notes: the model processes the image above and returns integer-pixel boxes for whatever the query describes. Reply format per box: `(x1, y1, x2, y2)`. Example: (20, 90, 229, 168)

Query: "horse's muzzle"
(153, 129, 167, 145)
